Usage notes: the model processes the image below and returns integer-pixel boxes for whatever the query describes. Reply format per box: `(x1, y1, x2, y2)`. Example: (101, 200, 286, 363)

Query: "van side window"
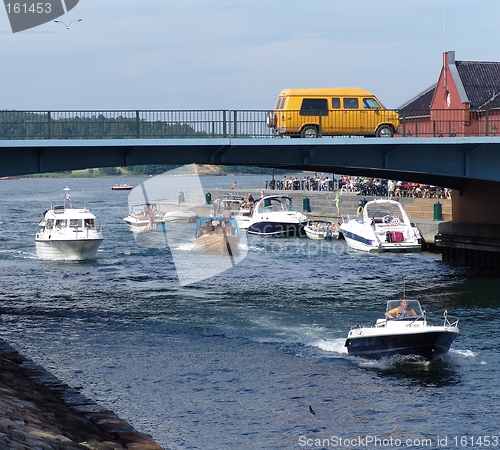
(363, 98, 380, 109)
(332, 98, 340, 109)
(300, 98, 328, 116)
(343, 98, 359, 109)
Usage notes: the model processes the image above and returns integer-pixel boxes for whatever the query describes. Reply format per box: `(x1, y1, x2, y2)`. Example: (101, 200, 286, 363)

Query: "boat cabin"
(211, 196, 248, 216)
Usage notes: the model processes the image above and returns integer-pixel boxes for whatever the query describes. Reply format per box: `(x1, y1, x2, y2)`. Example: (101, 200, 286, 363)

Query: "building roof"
(399, 53, 500, 113)
(456, 60, 500, 109)
(398, 85, 436, 115)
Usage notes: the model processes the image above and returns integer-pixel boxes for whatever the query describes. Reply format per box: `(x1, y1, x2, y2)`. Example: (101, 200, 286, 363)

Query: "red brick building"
(398, 51, 500, 137)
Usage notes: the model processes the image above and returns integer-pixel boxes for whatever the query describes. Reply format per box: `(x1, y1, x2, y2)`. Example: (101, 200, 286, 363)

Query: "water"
(1, 176, 499, 449)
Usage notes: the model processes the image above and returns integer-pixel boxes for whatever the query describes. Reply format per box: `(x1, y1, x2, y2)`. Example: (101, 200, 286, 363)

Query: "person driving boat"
(386, 299, 417, 319)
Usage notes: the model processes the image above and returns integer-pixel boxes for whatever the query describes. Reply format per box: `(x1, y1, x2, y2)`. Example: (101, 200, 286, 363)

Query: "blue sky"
(1, 0, 498, 111)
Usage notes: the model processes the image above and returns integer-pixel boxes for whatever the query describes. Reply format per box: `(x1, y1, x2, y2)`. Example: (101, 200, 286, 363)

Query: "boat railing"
(443, 310, 459, 328)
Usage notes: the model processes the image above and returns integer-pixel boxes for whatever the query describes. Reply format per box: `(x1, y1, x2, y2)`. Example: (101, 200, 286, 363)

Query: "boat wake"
(0, 249, 36, 260)
(311, 338, 349, 356)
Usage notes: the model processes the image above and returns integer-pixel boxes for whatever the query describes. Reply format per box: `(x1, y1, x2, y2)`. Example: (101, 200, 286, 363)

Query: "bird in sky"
(54, 19, 82, 30)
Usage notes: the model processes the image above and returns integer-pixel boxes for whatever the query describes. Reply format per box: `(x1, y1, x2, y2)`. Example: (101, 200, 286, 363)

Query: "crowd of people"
(265, 175, 452, 199)
(266, 175, 334, 192)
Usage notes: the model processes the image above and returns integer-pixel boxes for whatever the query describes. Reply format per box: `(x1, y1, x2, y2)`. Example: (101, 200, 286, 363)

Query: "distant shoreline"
(9, 164, 268, 178)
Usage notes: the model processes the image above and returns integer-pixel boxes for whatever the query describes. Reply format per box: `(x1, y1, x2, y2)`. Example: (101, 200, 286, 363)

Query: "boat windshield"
(258, 197, 295, 213)
(195, 218, 238, 237)
(130, 203, 159, 217)
(386, 299, 423, 319)
(212, 197, 245, 216)
(366, 205, 404, 225)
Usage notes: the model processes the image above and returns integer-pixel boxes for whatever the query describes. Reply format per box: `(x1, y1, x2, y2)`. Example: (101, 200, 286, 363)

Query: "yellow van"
(266, 88, 399, 138)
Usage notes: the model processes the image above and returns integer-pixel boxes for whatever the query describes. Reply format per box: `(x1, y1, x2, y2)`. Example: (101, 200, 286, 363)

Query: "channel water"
(0, 175, 499, 449)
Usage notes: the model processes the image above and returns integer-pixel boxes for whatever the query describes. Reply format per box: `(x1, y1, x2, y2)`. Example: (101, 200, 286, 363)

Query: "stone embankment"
(0, 339, 163, 450)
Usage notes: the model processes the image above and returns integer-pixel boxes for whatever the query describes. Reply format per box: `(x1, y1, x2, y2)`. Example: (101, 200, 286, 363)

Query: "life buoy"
(356, 206, 364, 215)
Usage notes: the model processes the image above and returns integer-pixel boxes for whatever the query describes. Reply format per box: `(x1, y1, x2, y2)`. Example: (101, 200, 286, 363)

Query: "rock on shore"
(0, 338, 164, 450)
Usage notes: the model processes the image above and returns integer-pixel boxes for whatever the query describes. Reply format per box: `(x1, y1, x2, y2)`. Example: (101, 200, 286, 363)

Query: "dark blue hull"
(345, 330, 459, 360)
(247, 221, 307, 237)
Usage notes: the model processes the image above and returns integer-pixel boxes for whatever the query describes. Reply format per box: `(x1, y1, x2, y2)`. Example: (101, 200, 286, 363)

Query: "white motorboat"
(210, 195, 252, 230)
(111, 183, 133, 191)
(36, 187, 103, 260)
(123, 203, 165, 232)
(304, 220, 339, 240)
(163, 208, 198, 223)
(247, 195, 308, 237)
(345, 299, 460, 360)
(193, 217, 241, 255)
(339, 199, 422, 252)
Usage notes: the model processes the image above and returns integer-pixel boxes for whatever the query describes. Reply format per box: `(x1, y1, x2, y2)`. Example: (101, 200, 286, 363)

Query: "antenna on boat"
(63, 186, 71, 207)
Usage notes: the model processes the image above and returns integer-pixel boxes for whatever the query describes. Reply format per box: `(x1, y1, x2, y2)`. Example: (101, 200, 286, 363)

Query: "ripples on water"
(1, 177, 500, 449)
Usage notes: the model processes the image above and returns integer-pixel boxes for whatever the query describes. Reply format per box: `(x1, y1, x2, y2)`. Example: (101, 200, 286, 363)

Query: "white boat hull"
(304, 221, 339, 240)
(163, 210, 198, 223)
(340, 199, 422, 253)
(234, 214, 250, 230)
(36, 237, 102, 260)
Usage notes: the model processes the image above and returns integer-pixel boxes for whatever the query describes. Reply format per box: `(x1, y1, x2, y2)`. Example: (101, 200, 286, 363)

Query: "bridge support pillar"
(436, 179, 500, 267)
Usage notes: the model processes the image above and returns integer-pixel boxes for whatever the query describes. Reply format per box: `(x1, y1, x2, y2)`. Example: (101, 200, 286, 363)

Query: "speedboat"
(123, 203, 165, 232)
(345, 299, 460, 360)
(210, 195, 252, 230)
(339, 199, 422, 252)
(247, 195, 308, 237)
(36, 187, 103, 260)
(304, 220, 339, 240)
(193, 217, 241, 255)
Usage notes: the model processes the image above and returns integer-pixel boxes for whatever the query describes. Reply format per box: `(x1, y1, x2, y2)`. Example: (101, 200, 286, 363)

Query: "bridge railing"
(0, 110, 274, 140)
(1, 108, 499, 139)
(398, 109, 500, 137)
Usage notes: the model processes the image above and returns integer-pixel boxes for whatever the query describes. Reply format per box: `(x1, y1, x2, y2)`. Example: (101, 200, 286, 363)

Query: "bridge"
(1, 135, 500, 186)
(2, 109, 500, 267)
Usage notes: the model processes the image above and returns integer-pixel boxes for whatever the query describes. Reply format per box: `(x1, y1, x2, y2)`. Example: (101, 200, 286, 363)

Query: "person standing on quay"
(334, 194, 341, 215)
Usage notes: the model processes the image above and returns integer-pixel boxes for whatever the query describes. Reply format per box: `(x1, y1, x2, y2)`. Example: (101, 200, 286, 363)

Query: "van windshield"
(276, 97, 286, 109)
(363, 98, 381, 109)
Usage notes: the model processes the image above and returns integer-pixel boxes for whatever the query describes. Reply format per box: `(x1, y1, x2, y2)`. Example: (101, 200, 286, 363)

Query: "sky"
(1, 0, 499, 111)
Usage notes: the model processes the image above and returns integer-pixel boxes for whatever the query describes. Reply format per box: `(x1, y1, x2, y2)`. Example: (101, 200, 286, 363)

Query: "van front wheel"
(376, 125, 394, 138)
(301, 125, 319, 138)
